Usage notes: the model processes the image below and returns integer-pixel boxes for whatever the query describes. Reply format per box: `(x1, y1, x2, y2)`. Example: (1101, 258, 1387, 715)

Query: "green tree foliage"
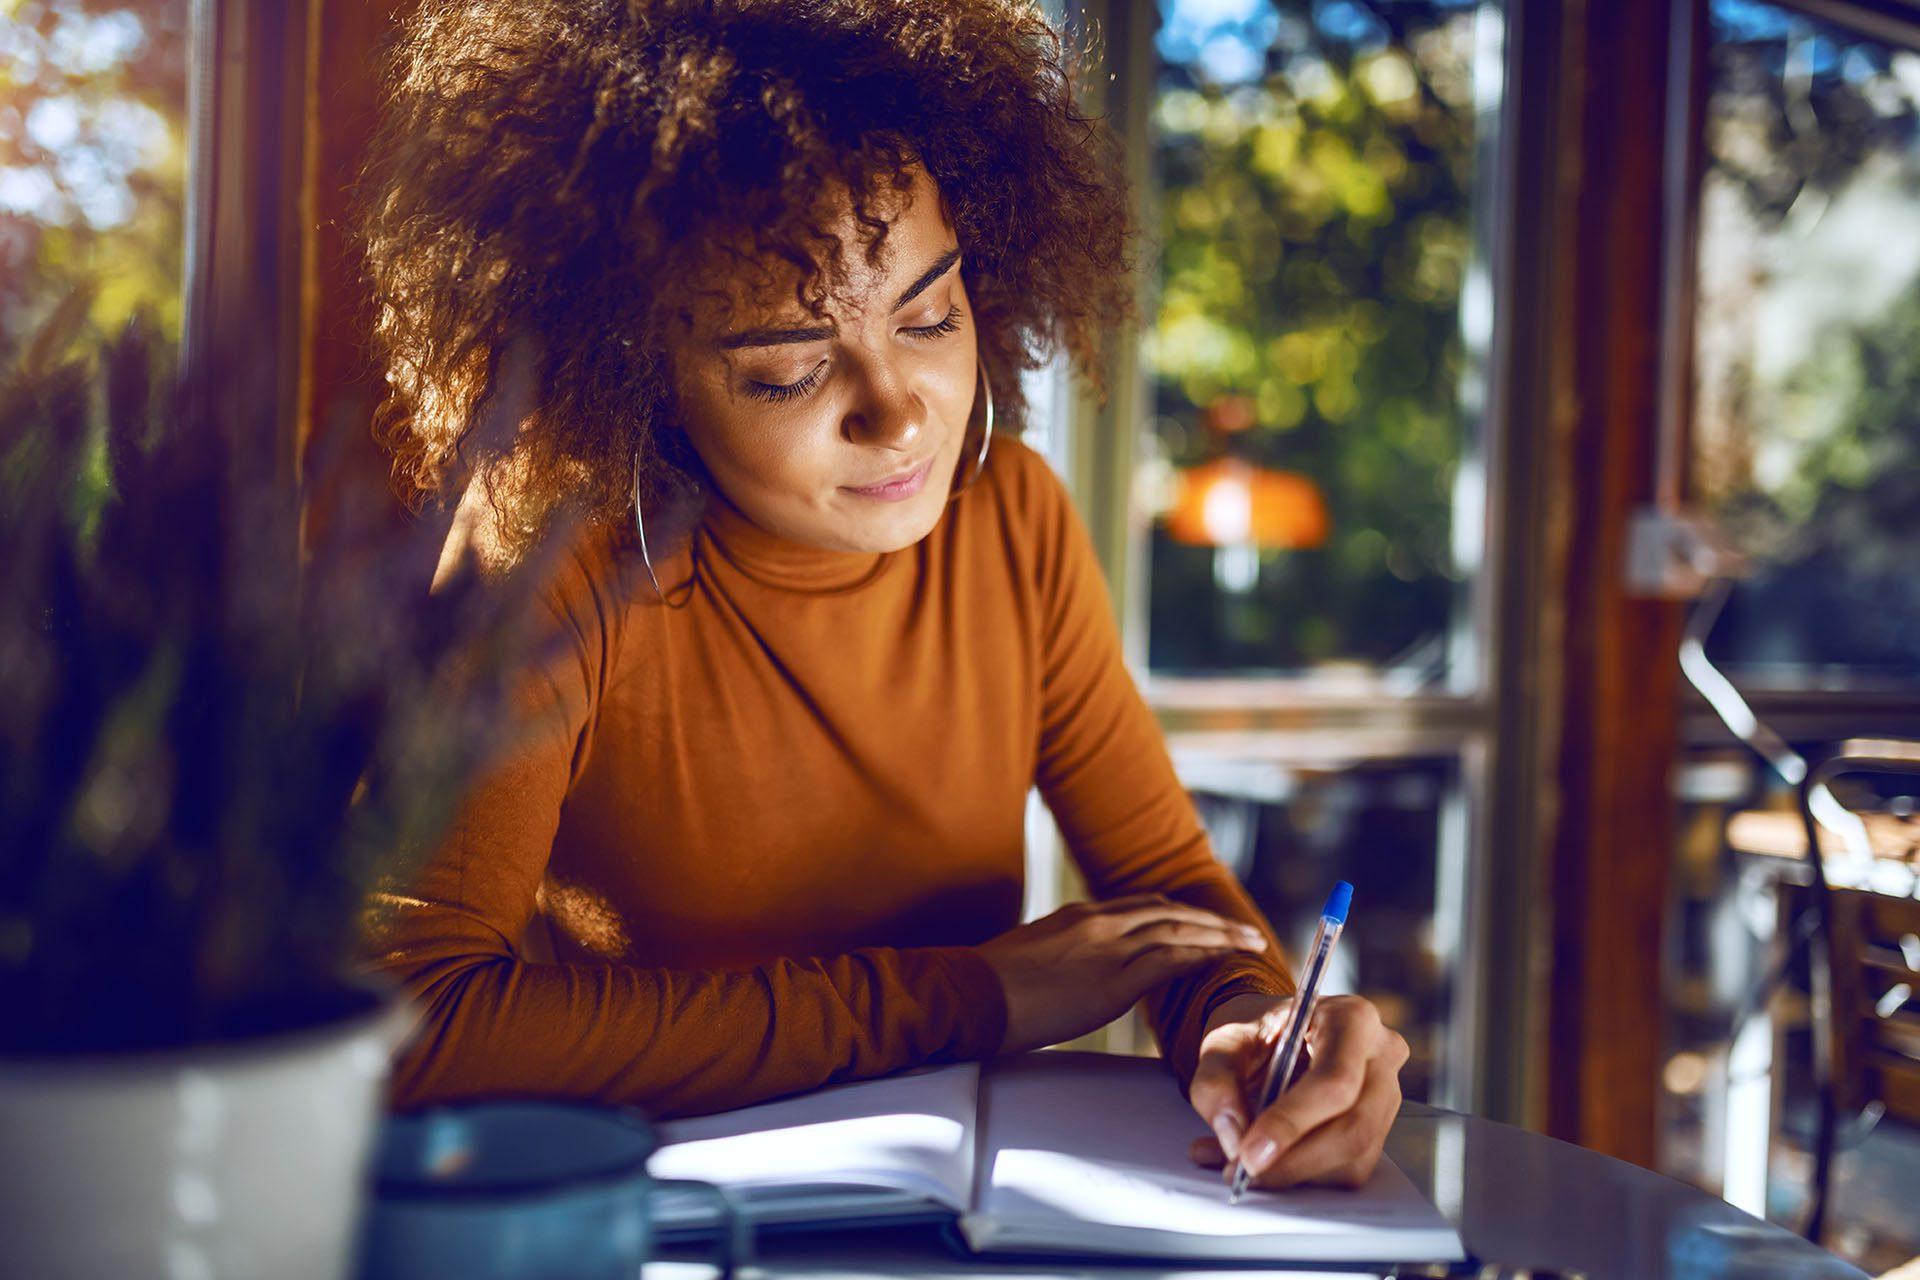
(1144, 0, 1481, 675)
(0, 1, 189, 365)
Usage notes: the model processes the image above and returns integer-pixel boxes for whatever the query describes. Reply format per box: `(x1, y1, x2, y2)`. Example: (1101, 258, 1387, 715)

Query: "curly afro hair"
(356, 0, 1137, 560)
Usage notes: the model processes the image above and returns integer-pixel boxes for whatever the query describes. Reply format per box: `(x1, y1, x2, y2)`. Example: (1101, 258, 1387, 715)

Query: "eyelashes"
(741, 306, 965, 404)
(745, 364, 826, 404)
(910, 305, 964, 341)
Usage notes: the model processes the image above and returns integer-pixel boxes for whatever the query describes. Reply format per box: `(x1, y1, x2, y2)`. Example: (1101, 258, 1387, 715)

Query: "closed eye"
(905, 305, 963, 340)
(743, 361, 827, 403)
(741, 306, 964, 402)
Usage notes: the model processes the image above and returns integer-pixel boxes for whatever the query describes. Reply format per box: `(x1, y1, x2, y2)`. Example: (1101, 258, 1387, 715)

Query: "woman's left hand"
(1184, 991, 1409, 1191)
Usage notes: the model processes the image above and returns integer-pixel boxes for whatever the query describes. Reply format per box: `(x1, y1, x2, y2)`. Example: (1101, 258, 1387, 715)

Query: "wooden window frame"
(183, 0, 310, 495)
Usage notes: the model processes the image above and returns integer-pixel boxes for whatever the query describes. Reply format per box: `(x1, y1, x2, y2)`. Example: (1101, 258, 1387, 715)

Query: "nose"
(841, 354, 926, 454)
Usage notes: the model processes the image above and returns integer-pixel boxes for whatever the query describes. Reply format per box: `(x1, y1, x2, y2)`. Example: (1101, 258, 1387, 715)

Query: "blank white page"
(648, 1061, 980, 1212)
(962, 1051, 1465, 1264)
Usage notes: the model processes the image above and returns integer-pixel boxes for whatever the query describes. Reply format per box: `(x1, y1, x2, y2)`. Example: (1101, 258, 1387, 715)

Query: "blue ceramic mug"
(356, 1101, 748, 1279)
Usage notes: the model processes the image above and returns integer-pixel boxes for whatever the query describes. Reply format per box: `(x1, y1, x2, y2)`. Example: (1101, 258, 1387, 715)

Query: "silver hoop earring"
(950, 374, 994, 502)
(634, 454, 692, 609)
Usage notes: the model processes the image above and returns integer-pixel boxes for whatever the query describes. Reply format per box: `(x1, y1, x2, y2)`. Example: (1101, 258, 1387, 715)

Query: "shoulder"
(958, 429, 1104, 614)
(972, 430, 1076, 541)
(979, 429, 1061, 499)
(434, 479, 636, 645)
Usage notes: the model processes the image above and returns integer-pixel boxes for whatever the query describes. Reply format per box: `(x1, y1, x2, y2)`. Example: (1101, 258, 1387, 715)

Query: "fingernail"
(1211, 1113, 1244, 1160)
(1241, 1134, 1277, 1174)
(1237, 926, 1265, 947)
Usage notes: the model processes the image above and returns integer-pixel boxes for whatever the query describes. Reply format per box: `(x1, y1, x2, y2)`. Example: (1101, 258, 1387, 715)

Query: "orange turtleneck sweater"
(359, 434, 1294, 1119)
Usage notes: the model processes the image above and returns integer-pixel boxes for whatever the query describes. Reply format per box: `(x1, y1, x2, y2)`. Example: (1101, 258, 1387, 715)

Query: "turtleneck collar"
(697, 485, 900, 594)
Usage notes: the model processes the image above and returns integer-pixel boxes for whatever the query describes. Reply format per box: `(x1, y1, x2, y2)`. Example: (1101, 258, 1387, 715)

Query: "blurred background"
(4, 0, 1917, 1270)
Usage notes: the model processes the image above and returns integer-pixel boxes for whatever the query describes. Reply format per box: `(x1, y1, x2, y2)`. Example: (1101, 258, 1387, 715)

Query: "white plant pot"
(0, 989, 413, 1280)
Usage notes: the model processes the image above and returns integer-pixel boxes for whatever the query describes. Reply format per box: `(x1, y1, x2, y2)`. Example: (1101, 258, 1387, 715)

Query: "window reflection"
(1692, 0, 1920, 684)
(1663, 11, 1920, 1264)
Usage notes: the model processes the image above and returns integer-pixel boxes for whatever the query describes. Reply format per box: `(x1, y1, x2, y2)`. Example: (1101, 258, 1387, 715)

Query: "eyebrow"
(715, 246, 963, 350)
(889, 245, 963, 313)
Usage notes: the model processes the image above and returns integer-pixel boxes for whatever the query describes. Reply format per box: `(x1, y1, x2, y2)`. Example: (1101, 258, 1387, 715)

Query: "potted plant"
(0, 297, 566, 1279)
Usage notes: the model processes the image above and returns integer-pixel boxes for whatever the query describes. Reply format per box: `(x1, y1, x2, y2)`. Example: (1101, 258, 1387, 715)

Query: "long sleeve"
(1021, 453, 1296, 1092)
(356, 519, 1008, 1119)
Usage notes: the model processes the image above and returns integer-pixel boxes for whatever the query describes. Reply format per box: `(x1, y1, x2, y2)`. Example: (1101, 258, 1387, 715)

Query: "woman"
(356, 0, 1408, 1192)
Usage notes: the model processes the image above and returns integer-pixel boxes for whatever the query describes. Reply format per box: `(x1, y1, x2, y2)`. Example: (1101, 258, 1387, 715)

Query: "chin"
(836, 445, 961, 552)
(854, 495, 946, 553)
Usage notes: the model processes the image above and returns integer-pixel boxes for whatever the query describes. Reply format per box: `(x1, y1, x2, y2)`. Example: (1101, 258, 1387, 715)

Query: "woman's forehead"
(683, 166, 955, 329)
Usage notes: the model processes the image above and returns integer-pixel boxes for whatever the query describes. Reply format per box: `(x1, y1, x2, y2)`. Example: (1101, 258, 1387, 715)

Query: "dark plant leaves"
(0, 306, 573, 1053)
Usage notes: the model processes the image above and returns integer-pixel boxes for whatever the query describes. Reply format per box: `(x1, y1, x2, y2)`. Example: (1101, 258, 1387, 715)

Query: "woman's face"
(667, 165, 978, 554)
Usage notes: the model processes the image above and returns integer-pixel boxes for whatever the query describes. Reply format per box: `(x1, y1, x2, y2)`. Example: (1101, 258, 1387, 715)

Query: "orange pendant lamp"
(1164, 455, 1329, 550)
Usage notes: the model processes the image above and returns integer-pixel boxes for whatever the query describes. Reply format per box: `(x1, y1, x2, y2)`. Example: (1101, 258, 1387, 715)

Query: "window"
(1060, 0, 1515, 1113)
(1142, 0, 1492, 685)
(0, 1, 191, 365)
(1659, 0, 1920, 1261)
(1689, 0, 1920, 687)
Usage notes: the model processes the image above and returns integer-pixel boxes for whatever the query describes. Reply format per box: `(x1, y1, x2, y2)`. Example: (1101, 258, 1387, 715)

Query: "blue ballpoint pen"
(1226, 881, 1353, 1204)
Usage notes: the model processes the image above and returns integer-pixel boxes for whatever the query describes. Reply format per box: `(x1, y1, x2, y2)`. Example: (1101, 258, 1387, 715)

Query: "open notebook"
(647, 1050, 1465, 1266)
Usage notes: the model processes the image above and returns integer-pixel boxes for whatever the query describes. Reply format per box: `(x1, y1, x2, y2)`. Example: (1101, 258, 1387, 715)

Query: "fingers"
(1087, 894, 1265, 942)
(1110, 899, 1256, 937)
(1230, 997, 1410, 1191)
(1058, 895, 1269, 974)
(1189, 1134, 1227, 1168)
(1230, 996, 1374, 1179)
(1082, 898, 1244, 936)
(1120, 919, 1267, 965)
(1242, 1035, 1406, 1189)
(1188, 1021, 1263, 1161)
(1192, 1004, 1407, 1188)
(1052, 896, 1275, 962)
(1089, 895, 1270, 959)
(1121, 945, 1249, 990)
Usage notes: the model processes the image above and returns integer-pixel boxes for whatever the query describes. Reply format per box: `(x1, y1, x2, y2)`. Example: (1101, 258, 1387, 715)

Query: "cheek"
(677, 333, 977, 496)
(682, 376, 843, 493)
(935, 339, 980, 417)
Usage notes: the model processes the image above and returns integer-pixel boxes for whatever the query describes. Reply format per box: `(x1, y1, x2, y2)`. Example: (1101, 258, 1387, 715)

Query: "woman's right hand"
(975, 893, 1270, 1055)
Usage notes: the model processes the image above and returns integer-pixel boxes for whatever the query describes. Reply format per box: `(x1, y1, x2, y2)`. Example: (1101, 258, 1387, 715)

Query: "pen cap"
(1321, 882, 1353, 926)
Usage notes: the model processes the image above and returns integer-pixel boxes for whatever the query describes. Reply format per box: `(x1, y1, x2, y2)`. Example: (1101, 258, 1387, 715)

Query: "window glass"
(1662, 740, 1920, 1268)
(0, 1, 191, 364)
(1692, 0, 1920, 684)
(1660, 9, 1920, 1262)
(1143, 0, 1493, 681)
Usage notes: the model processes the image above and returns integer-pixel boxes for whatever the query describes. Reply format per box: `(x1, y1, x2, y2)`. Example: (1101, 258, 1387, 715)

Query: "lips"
(845, 457, 932, 492)
(840, 454, 936, 498)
